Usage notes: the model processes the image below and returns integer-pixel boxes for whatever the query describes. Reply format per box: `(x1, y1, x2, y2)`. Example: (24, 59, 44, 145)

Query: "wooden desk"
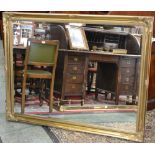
(55, 49, 141, 104)
(13, 47, 141, 105)
(88, 51, 140, 104)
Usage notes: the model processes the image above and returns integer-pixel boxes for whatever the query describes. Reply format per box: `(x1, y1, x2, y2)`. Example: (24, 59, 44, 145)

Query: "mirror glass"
(12, 19, 143, 133)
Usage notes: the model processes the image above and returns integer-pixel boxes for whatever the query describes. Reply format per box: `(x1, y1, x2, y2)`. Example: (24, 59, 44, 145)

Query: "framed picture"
(66, 26, 89, 50)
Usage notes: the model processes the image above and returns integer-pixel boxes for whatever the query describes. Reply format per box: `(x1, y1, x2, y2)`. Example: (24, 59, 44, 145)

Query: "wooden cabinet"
(95, 56, 140, 104)
(54, 51, 88, 101)
(119, 57, 140, 102)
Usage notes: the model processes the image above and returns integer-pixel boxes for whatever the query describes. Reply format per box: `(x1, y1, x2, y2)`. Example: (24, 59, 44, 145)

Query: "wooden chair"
(21, 39, 59, 114)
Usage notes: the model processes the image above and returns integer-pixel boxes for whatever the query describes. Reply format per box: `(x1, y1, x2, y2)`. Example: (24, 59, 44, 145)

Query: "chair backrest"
(26, 39, 59, 67)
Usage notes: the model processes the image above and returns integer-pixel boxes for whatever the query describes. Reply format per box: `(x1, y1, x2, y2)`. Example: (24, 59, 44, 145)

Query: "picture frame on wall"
(66, 25, 89, 50)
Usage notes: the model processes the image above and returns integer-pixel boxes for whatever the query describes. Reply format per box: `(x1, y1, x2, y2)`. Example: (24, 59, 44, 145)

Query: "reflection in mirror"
(13, 20, 143, 132)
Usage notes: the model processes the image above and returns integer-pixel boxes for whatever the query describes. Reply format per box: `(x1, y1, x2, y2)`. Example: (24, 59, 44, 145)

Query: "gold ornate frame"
(3, 12, 153, 142)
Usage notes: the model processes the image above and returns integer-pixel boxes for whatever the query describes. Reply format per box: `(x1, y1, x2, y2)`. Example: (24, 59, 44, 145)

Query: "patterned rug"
(43, 109, 155, 143)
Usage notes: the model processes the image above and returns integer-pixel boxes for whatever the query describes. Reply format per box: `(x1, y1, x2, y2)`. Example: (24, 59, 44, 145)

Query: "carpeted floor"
(43, 109, 155, 143)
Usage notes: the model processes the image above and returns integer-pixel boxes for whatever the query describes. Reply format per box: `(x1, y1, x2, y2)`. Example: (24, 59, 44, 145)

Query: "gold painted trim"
(57, 104, 138, 112)
(10, 113, 142, 142)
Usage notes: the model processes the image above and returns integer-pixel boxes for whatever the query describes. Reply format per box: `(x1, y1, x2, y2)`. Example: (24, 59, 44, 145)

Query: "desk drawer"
(119, 84, 133, 94)
(121, 76, 134, 84)
(68, 55, 85, 64)
(66, 74, 83, 83)
(67, 64, 84, 74)
(120, 58, 136, 67)
(120, 67, 135, 76)
(65, 83, 83, 94)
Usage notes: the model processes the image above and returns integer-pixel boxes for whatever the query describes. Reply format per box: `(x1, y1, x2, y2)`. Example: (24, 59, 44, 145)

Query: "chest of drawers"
(54, 50, 88, 101)
(95, 55, 140, 105)
(118, 57, 140, 104)
(119, 57, 139, 93)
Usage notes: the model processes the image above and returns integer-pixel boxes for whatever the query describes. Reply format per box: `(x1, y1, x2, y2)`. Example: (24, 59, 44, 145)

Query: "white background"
(0, 0, 155, 11)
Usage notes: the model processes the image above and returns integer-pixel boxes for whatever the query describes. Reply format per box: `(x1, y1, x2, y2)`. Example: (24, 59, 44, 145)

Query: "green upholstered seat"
(26, 69, 52, 79)
(27, 70, 52, 76)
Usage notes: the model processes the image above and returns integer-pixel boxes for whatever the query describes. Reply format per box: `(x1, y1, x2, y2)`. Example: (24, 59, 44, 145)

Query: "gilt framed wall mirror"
(3, 12, 153, 142)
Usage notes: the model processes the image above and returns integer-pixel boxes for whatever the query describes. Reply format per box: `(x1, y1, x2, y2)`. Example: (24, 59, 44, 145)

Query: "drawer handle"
(71, 85, 75, 89)
(72, 76, 77, 80)
(125, 85, 129, 90)
(125, 77, 129, 82)
(127, 60, 131, 64)
(73, 66, 78, 71)
(126, 69, 130, 73)
(74, 57, 78, 62)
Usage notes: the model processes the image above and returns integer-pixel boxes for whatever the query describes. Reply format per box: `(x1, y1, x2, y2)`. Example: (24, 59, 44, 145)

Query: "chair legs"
(87, 71, 94, 93)
(39, 79, 44, 106)
(21, 75, 27, 114)
(49, 78, 54, 113)
(21, 76, 54, 113)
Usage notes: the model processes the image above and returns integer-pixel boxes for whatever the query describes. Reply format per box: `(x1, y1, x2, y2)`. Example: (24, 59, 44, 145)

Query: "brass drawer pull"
(73, 57, 78, 62)
(72, 76, 77, 80)
(73, 66, 78, 71)
(127, 60, 131, 64)
(125, 77, 129, 82)
(125, 85, 129, 90)
(126, 69, 130, 73)
(71, 85, 75, 89)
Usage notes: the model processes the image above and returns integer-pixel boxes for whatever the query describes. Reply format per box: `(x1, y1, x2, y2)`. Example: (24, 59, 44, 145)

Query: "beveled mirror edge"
(3, 12, 154, 142)
(7, 113, 143, 142)
(136, 17, 154, 135)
